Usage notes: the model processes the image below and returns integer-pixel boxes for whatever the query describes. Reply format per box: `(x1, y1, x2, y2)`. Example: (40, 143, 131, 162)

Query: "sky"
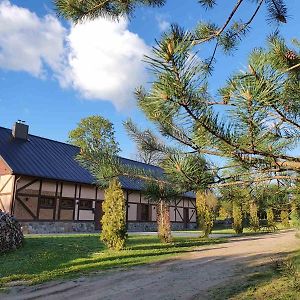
(0, 0, 299, 159)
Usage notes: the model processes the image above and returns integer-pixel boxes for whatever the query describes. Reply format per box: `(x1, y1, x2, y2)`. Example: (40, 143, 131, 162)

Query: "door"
(94, 200, 103, 231)
(183, 207, 189, 229)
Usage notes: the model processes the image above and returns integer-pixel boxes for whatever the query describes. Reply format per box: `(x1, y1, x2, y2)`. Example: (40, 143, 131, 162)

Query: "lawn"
(175, 223, 289, 236)
(0, 234, 223, 287)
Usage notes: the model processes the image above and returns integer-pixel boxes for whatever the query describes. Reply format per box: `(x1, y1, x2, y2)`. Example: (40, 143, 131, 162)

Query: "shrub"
(100, 179, 127, 250)
(290, 204, 300, 230)
(280, 210, 290, 228)
(196, 191, 214, 237)
(267, 208, 277, 231)
(0, 212, 24, 253)
(232, 202, 243, 234)
(249, 201, 260, 232)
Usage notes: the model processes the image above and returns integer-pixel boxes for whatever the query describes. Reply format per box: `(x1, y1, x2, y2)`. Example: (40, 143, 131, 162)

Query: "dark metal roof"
(0, 126, 194, 198)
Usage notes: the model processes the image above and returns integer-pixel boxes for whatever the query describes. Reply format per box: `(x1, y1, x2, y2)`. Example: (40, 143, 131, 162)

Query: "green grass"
(211, 235, 300, 300)
(0, 234, 223, 287)
(175, 223, 289, 235)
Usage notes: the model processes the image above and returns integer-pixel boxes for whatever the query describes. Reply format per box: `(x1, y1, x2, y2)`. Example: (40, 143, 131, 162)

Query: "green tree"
(196, 190, 216, 237)
(232, 201, 243, 234)
(280, 210, 290, 228)
(101, 179, 127, 250)
(267, 208, 277, 231)
(69, 116, 128, 249)
(69, 115, 120, 187)
(218, 201, 232, 220)
(249, 201, 260, 232)
(56, 3, 297, 189)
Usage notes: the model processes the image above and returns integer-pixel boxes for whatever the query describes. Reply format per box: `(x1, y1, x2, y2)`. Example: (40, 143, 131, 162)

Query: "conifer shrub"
(196, 191, 214, 237)
(232, 202, 243, 234)
(249, 201, 260, 232)
(267, 208, 277, 231)
(100, 179, 127, 250)
(280, 210, 290, 228)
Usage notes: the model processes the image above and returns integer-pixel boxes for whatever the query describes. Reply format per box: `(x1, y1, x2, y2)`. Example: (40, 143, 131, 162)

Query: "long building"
(0, 122, 197, 233)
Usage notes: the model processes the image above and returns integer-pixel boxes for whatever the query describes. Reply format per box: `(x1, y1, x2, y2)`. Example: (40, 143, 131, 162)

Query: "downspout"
(11, 175, 21, 215)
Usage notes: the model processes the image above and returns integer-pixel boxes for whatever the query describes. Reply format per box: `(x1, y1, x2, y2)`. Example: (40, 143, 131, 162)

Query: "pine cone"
(285, 50, 298, 61)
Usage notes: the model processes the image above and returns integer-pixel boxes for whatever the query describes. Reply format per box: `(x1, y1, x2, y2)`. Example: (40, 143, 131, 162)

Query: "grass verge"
(0, 234, 223, 287)
(210, 234, 300, 300)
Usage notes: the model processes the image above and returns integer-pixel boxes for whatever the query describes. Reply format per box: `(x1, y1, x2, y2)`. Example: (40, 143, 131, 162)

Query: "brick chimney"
(12, 121, 29, 140)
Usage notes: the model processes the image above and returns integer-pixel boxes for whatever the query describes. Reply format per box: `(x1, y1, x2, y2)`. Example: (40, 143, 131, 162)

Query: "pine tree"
(156, 200, 172, 243)
(144, 181, 179, 243)
(101, 179, 127, 250)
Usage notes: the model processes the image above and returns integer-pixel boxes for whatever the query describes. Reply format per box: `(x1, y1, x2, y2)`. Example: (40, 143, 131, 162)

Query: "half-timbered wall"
(0, 175, 15, 213)
(12, 175, 196, 229)
(13, 177, 102, 223)
(126, 190, 196, 224)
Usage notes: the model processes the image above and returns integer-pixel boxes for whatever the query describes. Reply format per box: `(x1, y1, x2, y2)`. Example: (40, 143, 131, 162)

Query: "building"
(0, 122, 197, 233)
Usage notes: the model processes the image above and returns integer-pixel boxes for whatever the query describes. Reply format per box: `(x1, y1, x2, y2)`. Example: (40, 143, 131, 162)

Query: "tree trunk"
(157, 200, 172, 243)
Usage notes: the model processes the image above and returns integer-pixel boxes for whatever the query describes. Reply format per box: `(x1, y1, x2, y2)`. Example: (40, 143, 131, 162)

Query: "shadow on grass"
(0, 234, 226, 286)
(208, 248, 300, 300)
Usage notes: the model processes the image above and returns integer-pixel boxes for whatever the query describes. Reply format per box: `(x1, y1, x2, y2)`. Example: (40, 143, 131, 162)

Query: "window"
(138, 204, 150, 221)
(79, 200, 93, 210)
(60, 198, 74, 209)
(40, 197, 55, 209)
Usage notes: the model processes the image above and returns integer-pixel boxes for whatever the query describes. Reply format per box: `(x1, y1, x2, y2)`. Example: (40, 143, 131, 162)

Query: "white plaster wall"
(79, 210, 94, 221)
(128, 203, 137, 221)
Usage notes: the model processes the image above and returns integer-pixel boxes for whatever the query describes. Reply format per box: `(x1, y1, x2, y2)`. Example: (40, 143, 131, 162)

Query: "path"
(4, 230, 299, 300)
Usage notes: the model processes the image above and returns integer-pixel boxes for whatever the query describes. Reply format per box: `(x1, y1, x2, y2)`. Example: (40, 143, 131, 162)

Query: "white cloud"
(0, 0, 66, 77)
(156, 15, 170, 32)
(0, 1, 149, 110)
(66, 18, 149, 110)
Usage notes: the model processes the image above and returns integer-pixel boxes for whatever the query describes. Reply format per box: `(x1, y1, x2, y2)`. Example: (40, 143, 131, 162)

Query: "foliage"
(69, 115, 120, 187)
(218, 202, 232, 220)
(267, 208, 277, 231)
(291, 208, 300, 230)
(56, 0, 300, 193)
(291, 185, 300, 229)
(101, 179, 127, 250)
(280, 210, 290, 228)
(232, 201, 243, 234)
(55, 0, 166, 23)
(0, 234, 223, 287)
(196, 190, 216, 237)
(249, 201, 260, 232)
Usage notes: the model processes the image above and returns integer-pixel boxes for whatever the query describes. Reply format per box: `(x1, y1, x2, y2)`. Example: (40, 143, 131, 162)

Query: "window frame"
(79, 199, 93, 210)
(60, 198, 75, 210)
(39, 197, 56, 209)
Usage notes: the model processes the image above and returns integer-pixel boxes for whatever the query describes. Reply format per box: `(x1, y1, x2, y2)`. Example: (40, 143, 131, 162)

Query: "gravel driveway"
(4, 230, 299, 300)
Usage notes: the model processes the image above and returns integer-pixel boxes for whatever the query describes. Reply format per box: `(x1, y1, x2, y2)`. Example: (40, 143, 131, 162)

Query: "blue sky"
(0, 0, 299, 159)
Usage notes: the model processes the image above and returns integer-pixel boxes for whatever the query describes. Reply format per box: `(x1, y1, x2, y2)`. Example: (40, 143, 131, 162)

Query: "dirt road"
(4, 230, 299, 300)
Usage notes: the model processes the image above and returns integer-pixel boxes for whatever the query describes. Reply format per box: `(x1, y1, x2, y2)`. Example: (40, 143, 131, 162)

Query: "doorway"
(183, 207, 189, 229)
(94, 200, 103, 231)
